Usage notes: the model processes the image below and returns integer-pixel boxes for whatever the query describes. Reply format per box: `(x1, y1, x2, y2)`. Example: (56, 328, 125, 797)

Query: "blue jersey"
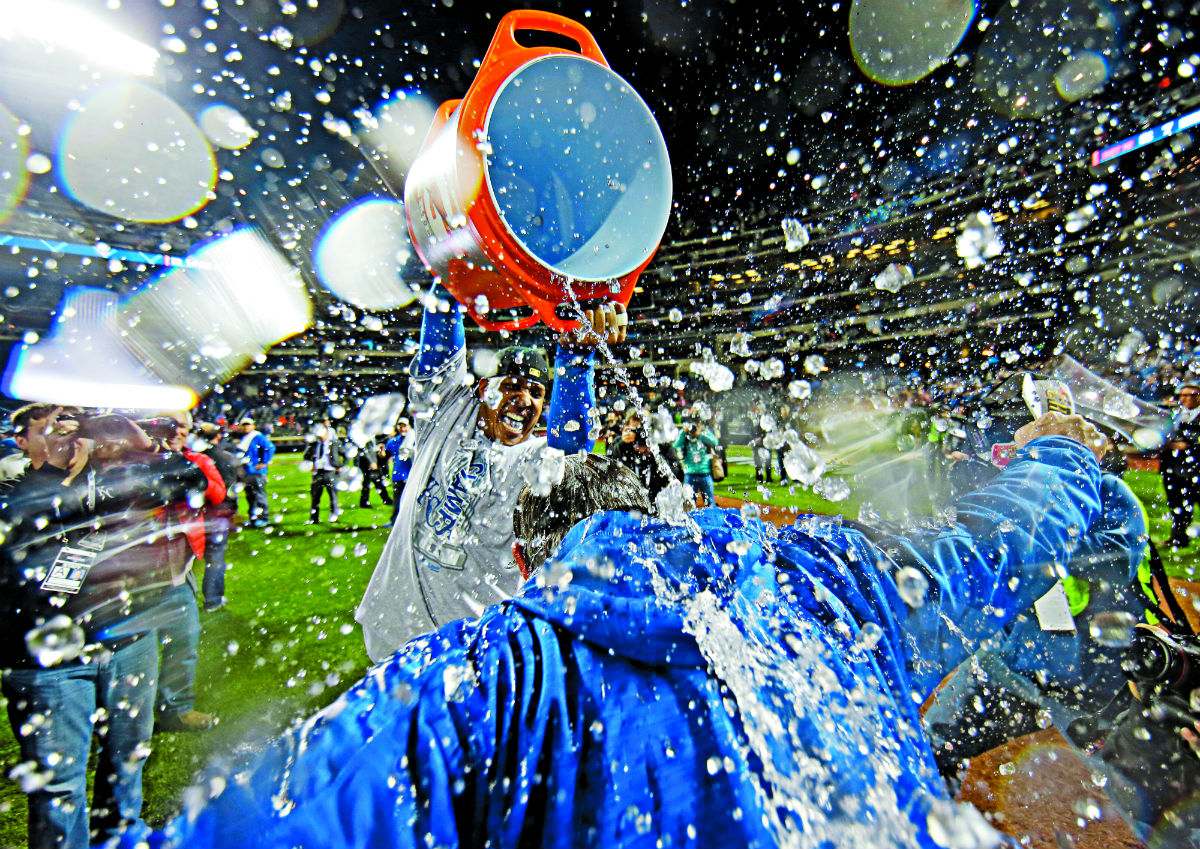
(383, 434, 411, 483)
(132, 437, 1126, 849)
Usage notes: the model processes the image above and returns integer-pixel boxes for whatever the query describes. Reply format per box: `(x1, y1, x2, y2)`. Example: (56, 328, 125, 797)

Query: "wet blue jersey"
(133, 437, 1122, 849)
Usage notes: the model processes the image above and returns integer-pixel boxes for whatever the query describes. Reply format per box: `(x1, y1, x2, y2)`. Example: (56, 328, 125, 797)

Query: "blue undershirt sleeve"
(412, 285, 465, 379)
(546, 346, 596, 453)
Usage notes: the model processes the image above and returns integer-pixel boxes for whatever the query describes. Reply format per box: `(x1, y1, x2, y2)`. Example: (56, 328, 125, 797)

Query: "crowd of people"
(2, 286, 1200, 848)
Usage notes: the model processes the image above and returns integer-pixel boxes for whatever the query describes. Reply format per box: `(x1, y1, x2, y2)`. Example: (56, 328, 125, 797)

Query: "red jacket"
(171, 449, 227, 564)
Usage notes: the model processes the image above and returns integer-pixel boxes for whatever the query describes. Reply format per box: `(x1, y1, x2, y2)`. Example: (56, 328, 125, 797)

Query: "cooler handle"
(480, 10, 608, 71)
(415, 99, 460, 156)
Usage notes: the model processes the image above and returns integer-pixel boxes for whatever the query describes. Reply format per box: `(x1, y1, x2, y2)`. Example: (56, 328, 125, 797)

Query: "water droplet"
(1088, 611, 1136, 647)
(787, 380, 812, 400)
(895, 567, 929, 608)
(9, 761, 54, 793)
(24, 615, 85, 667)
(856, 622, 884, 650)
(726, 539, 753, 556)
(813, 476, 850, 502)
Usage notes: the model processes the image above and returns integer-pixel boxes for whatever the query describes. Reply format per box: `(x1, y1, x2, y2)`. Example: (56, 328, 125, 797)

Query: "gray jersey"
(356, 349, 548, 661)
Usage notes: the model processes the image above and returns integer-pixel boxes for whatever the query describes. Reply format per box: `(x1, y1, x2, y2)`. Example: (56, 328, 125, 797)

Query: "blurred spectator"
(607, 409, 673, 502)
(192, 422, 237, 611)
(304, 418, 344, 524)
(149, 411, 222, 732)
(234, 417, 274, 528)
(673, 410, 720, 507)
(1159, 382, 1200, 548)
(0, 404, 206, 848)
(597, 409, 622, 450)
(748, 398, 772, 484)
(357, 433, 393, 509)
(384, 417, 412, 525)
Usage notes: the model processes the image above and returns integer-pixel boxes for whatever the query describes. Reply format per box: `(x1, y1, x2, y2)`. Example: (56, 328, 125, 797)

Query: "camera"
(1122, 627, 1200, 694)
(135, 417, 182, 442)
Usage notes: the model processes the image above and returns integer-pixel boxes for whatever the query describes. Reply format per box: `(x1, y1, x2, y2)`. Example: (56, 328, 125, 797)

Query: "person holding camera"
(0, 405, 208, 848)
(356, 433, 393, 509)
(147, 412, 223, 733)
(672, 410, 720, 507)
(304, 417, 344, 524)
(607, 408, 673, 502)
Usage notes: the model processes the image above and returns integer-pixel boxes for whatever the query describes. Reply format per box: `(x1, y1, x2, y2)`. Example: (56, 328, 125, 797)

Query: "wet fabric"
(138, 437, 1107, 849)
(356, 305, 597, 661)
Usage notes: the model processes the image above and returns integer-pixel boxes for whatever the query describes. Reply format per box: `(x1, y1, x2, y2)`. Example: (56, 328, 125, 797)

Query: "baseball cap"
(496, 346, 551, 386)
(239, 417, 255, 425)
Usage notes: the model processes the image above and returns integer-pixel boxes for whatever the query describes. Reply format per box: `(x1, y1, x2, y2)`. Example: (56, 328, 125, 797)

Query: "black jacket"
(0, 454, 206, 670)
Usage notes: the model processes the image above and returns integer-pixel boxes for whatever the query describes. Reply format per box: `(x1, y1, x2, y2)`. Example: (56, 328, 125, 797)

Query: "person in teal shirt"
(673, 411, 720, 507)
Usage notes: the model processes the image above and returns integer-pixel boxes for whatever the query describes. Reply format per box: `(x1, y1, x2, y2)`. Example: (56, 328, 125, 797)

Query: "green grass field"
(0, 449, 1193, 845)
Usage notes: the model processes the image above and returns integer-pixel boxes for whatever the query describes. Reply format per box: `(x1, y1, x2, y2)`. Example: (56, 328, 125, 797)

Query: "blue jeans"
(684, 473, 715, 507)
(1, 635, 158, 848)
(153, 582, 201, 718)
(202, 516, 230, 607)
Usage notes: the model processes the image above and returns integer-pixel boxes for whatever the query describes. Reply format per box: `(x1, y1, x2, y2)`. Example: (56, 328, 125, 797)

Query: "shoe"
(250, 519, 268, 528)
(305, 519, 318, 525)
(330, 511, 342, 522)
(203, 598, 227, 612)
(157, 710, 217, 733)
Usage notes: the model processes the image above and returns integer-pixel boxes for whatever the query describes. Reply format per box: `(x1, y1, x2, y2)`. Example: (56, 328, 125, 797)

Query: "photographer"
(672, 409, 720, 507)
(145, 412, 223, 732)
(1092, 601, 1200, 844)
(0, 404, 207, 848)
(607, 408, 673, 502)
(303, 417, 344, 524)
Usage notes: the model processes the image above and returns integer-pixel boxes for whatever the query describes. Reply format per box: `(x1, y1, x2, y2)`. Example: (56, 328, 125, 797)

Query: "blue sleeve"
(546, 346, 595, 453)
(412, 284, 465, 378)
(776, 435, 1107, 700)
(894, 435, 1106, 693)
(260, 436, 276, 466)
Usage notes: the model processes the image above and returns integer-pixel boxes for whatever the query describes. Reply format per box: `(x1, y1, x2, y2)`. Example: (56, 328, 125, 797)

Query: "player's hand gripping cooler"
(404, 10, 672, 332)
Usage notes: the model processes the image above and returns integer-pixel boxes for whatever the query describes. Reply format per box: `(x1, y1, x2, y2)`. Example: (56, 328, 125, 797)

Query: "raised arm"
(412, 283, 465, 379)
(776, 416, 1122, 700)
(546, 346, 596, 452)
(546, 301, 628, 453)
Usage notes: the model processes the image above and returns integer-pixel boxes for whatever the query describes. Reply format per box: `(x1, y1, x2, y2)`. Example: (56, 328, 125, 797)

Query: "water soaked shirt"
(138, 437, 1122, 849)
(355, 348, 546, 659)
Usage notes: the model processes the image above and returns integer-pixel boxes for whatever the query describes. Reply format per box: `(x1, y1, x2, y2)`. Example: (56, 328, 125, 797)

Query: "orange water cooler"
(404, 10, 672, 331)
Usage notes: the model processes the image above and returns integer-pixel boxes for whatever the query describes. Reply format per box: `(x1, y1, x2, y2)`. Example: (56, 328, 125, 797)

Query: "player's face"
(479, 375, 547, 445)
